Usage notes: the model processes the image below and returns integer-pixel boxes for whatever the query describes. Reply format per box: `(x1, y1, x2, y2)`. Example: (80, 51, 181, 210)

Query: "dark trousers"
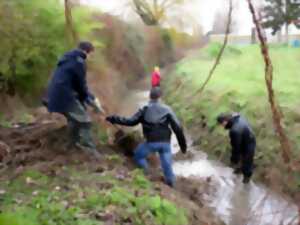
(63, 100, 96, 149)
(231, 142, 256, 178)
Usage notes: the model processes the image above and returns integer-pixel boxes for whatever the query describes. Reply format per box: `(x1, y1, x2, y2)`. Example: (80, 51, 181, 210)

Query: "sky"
(81, 0, 299, 35)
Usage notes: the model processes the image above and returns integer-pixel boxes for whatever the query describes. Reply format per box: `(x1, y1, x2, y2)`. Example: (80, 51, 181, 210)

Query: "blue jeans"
(134, 142, 175, 186)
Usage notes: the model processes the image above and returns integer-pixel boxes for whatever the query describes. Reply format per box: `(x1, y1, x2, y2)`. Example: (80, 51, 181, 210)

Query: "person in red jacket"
(151, 66, 161, 87)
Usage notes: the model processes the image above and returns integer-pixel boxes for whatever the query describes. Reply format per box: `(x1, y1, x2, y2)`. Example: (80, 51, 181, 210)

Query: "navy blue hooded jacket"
(47, 49, 94, 113)
(226, 114, 256, 154)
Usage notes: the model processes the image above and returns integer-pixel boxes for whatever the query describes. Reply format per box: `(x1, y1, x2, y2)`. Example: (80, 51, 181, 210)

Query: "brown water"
(125, 90, 299, 225)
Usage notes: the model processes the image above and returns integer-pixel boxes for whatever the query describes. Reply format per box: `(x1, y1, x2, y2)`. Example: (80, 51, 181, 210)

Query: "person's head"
(78, 41, 94, 56)
(150, 87, 162, 100)
(216, 113, 232, 128)
(154, 66, 160, 73)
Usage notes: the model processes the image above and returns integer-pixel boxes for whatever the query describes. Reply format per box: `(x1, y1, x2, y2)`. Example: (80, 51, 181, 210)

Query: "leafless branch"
(191, 0, 233, 98)
(246, 0, 292, 163)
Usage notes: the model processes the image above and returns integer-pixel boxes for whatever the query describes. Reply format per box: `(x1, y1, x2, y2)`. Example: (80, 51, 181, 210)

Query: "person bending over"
(217, 113, 256, 183)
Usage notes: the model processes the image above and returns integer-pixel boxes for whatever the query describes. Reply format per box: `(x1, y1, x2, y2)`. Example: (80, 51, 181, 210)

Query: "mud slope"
(0, 110, 224, 225)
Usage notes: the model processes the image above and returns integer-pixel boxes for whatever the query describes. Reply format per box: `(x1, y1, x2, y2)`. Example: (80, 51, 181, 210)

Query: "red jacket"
(151, 71, 161, 87)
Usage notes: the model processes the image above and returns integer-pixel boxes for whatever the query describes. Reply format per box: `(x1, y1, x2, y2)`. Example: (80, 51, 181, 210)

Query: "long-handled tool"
(93, 100, 127, 144)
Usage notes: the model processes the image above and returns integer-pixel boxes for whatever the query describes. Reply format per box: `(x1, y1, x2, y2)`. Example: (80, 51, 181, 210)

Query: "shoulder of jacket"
(230, 124, 240, 133)
(138, 105, 148, 113)
(163, 104, 173, 114)
(76, 56, 85, 64)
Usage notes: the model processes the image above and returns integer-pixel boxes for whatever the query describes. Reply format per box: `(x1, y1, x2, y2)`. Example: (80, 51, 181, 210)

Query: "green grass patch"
(0, 165, 187, 225)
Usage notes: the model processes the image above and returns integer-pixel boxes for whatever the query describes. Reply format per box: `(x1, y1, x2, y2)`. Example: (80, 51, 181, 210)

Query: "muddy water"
(124, 90, 299, 225)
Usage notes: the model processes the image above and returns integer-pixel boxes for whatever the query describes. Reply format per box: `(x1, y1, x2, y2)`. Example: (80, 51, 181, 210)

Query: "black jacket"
(113, 100, 187, 151)
(47, 49, 94, 113)
(226, 114, 256, 154)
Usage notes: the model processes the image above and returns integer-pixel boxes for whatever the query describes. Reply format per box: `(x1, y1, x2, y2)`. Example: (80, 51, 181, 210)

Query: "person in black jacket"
(47, 42, 104, 156)
(106, 87, 187, 187)
(217, 113, 256, 183)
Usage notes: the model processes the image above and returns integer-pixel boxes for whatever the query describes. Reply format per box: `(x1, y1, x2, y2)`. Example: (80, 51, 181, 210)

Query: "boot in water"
(243, 176, 251, 184)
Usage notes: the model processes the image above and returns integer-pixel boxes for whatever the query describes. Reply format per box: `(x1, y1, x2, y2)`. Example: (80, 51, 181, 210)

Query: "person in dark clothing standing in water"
(217, 113, 256, 183)
(106, 87, 187, 187)
(47, 41, 104, 157)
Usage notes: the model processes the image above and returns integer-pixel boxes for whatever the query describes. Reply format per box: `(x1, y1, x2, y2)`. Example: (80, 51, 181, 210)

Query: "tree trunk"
(247, 0, 292, 163)
(191, 0, 233, 97)
(64, 0, 78, 46)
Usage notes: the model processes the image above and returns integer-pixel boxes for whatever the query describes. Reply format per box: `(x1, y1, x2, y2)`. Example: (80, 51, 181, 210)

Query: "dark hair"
(216, 113, 232, 124)
(78, 41, 94, 53)
(150, 87, 162, 99)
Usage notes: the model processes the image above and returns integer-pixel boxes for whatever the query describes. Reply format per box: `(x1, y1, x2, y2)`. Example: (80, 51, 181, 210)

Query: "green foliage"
(0, 0, 104, 99)
(205, 42, 242, 58)
(132, 169, 152, 189)
(135, 196, 188, 225)
(72, 7, 105, 48)
(0, 165, 188, 225)
(0, 113, 12, 128)
(0, 0, 67, 96)
(262, 0, 300, 35)
(206, 42, 223, 58)
(0, 208, 39, 225)
(94, 125, 109, 144)
(101, 187, 188, 225)
(105, 154, 122, 163)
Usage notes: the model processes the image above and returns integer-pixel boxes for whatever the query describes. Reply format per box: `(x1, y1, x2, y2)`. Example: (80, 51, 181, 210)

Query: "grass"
(0, 168, 188, 225)
(164, 43, 300, 195)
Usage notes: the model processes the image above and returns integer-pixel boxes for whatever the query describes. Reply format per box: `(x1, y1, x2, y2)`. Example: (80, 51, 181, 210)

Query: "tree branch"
(247, 0, 292, 163)
(191, 0, 233, 97)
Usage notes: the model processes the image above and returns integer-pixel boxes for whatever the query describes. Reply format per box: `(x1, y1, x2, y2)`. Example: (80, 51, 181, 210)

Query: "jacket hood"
(57, 49, 86, 66)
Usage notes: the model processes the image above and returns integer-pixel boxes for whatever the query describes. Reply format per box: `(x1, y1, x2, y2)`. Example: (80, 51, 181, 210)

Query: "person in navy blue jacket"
(47, 42, 104, 157)
(217, 113, 256, 184)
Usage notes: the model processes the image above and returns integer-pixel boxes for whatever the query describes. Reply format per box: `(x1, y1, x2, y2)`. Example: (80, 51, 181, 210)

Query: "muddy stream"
(120, 89, 299, 225)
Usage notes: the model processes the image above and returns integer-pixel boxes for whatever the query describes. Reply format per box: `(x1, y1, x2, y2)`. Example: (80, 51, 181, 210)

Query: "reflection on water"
(172, 141, 298, 225)
(130, 90, 299, 225)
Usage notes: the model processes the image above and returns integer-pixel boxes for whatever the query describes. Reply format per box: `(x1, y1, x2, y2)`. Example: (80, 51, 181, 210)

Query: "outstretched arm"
(107, 108, 145, 127)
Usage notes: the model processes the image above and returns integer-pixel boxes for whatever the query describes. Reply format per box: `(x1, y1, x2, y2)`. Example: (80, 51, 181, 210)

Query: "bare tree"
(247, 0, 292, 163)
(191, 0, 233, 97)
(132, 0, 187, 25)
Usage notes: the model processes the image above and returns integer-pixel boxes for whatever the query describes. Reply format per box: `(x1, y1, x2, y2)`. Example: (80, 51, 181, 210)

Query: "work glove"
(93, 97, 105, 114)
(106, 115, 118, 124)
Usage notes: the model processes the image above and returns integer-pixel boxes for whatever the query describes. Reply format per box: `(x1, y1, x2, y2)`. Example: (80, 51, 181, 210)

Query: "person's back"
(47, 49, 88, 113)
(229, 114, 256, 152)
(141, 100, 185, 146)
